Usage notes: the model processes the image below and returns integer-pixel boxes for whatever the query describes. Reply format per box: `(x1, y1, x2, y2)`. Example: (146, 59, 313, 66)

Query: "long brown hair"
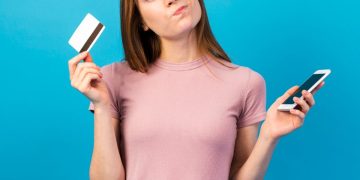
(120, 0, 237, 73)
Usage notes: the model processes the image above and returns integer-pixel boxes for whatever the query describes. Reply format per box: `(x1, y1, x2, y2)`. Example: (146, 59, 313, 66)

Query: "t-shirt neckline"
(153, 55, 210, 71)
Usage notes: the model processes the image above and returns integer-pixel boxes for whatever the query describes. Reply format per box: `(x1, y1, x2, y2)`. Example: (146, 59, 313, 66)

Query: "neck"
(159, 30, 203, 63)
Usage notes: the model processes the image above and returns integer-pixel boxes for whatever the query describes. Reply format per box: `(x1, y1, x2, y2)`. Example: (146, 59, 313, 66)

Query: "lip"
(173, 5, 188, 16)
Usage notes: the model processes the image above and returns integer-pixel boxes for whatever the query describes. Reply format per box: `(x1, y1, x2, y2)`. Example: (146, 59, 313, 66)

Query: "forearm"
(90, 104, 125, 180)
(233, 130, 278, 180)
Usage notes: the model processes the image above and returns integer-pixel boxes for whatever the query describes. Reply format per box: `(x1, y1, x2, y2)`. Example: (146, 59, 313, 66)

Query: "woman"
(68, 0, 325, 179)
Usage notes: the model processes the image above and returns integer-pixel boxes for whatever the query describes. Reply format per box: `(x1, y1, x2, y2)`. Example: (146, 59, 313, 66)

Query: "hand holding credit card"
(68, 13, 105, 53)
(67, 13, 109, 105)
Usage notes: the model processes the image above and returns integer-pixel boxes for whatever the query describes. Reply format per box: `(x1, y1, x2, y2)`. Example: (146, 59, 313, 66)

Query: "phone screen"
(283, 73, 325, 104)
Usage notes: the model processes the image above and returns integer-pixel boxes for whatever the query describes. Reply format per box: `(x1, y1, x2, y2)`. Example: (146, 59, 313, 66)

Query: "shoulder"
(220, 57, 266, 87)
(96, 60, 129, 89)
(245, 67, 266, 86)
(209, 56, 265, 84)
(242, 67, 266, 98)
(99, 59, 134, 77)
(206, 58, 266, 101)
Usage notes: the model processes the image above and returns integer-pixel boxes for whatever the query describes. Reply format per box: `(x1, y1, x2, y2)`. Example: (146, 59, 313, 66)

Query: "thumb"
(276, 85, 299, 104)
(284, 85, 299, 97)
(84, 52, 93, 62)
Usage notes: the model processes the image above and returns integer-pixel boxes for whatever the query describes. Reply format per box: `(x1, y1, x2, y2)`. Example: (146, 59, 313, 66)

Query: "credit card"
(68, 13, 105, 53)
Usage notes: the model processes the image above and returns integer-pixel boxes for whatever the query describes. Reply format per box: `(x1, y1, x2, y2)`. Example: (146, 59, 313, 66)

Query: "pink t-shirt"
(88, 55, 267, 180)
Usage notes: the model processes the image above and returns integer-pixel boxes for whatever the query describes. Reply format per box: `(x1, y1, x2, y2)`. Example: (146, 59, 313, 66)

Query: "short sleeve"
(237, 68, 267, 128)
(88, 64, 120, 120)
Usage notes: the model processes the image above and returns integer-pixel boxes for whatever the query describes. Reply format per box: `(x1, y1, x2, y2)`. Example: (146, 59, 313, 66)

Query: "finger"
(293, 96, 310, 114)
(68, 51, 89, 80)
(276, 85, 300, 104)
(290, 109, 305, 120)
(285, 85, 300, 97)
(302, 90, 315, 107)
(79, 67, 103, 83)
(77, 73, 102, 93)
(312, 81, 325, 95)
(84, 53, 94, 63)
(290, 109, 305, 128)
(73, 62, 100, 83)
(71, 63, 100, 89)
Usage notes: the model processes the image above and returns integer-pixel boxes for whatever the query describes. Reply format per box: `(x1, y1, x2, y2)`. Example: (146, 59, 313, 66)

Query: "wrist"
(259, 123, 280, 145)
(92, 102, 114, 123)
(93, 100, 111, 112)
(259, 132, 279, 146)
(93, 96, 111, 107)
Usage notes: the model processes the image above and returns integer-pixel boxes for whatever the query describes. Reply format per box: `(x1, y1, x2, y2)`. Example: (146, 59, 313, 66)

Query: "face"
(137, 0, 202, 40)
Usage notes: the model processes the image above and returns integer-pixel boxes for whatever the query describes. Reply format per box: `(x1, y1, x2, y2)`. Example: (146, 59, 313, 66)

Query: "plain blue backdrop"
(0, 0, 359, 179)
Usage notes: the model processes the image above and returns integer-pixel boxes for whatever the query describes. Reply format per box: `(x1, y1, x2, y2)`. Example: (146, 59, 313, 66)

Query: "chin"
(162, 28, 194, 40)
(162, 17, 200, 39)
(177, 17, 199, 33)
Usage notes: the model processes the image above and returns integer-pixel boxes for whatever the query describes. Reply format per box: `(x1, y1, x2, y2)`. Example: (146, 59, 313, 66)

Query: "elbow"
(89, 166, 125, 180)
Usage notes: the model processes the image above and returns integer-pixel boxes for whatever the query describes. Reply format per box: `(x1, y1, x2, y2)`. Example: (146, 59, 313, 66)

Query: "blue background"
(0, 0, 358, 179)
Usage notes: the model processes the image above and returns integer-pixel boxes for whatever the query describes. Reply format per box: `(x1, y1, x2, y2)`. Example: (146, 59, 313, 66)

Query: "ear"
(142, 23, 149, 31)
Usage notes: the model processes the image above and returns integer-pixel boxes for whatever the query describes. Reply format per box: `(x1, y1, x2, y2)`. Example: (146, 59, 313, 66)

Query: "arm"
(230, 121, 277, 180)
(230, 82, 325, 180)
(67, 52, 124, 179)
(89, 103, 126, 180)
(229, 69, 274, 179)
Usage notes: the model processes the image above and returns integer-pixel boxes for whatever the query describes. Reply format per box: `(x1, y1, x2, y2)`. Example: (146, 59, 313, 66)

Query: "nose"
(166, 0, 178, 6)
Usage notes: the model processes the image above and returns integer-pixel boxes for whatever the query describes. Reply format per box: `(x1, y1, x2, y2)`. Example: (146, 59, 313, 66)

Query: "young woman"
(68, 0, 325, 179)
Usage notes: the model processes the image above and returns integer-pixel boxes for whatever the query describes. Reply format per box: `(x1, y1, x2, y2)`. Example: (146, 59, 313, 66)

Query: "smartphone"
(277, 69, 331, 111)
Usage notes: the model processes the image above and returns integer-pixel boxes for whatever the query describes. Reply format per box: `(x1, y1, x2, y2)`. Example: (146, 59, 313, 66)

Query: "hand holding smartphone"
(277, 69, 331, 111)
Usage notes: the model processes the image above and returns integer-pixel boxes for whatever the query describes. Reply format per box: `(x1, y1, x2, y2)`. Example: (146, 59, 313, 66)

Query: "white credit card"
(68, 13, 105, 53)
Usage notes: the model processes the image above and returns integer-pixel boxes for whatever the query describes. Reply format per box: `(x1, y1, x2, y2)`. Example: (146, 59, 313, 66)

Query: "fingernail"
(293, 97, 298, 101)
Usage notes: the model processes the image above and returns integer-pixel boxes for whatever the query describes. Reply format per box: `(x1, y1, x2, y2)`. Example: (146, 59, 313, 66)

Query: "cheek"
(139, 0, 202, 37)
(139, 5, 168, 32)
(192, 1, 202, 25)
(180, 0, 202, 29)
